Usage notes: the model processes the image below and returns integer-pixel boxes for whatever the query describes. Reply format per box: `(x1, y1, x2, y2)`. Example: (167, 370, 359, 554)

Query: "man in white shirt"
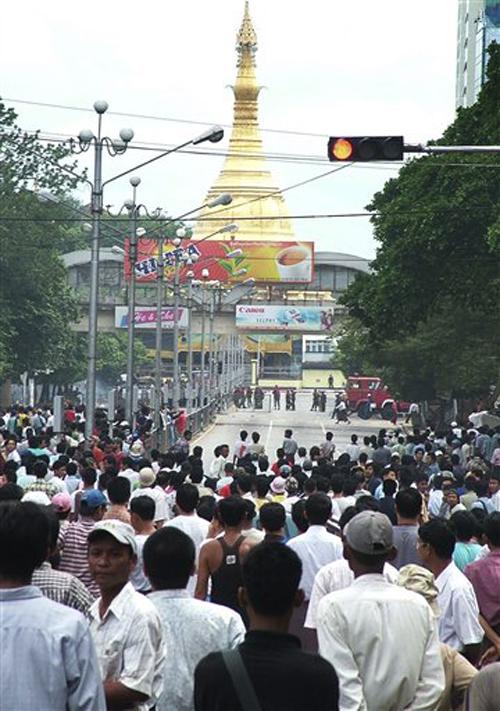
(233, 431, 249, 463)
(164, 483, 209, 595)
(287, 493, 343, 651)
(145, 526, 246, 711)
(345, 434, 361, 462)
(87, 519, 165, 711)
(129, 468, 167, 525)
(317, 511, 445, 711)
(305, 507, 398, 629)
(288, 493, 343, 600)
(418, 518, 483, 663)
(209, 445, 230, 480)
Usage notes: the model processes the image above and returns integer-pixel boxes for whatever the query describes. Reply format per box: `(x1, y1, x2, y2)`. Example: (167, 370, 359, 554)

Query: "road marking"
(265, 420, 273, 453)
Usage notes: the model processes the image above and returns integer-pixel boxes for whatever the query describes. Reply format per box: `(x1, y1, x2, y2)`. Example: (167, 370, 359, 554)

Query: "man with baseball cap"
(87, 519, 165, 711)
(129, 467, 167, 525)
(317, 511, 445, 710)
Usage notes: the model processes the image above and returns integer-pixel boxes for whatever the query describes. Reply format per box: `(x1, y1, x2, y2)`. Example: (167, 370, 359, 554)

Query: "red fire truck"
(345, 376, 410, 420)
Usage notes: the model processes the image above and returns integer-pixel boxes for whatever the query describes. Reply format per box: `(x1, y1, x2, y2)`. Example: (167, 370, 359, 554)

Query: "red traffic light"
(328, 136, 404, 162)
(330, 138, 354, 161)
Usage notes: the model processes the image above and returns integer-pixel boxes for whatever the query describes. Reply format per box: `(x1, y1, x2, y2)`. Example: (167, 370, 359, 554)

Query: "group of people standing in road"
(3, 404, 500, 709)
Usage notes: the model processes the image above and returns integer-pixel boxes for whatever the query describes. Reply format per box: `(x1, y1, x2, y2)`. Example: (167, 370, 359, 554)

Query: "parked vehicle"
(345, 376, 410, 420)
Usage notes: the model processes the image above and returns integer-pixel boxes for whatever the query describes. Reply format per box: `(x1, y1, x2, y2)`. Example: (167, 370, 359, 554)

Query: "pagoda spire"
(193, 0, 294, 243)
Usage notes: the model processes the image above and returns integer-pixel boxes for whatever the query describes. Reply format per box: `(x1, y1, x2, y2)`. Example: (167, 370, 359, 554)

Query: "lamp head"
(82, 222, 93, 234)
(208, 193, 232, 208)
(123, 198, 134, 210)
(186, 270, 195, 279)
(192, 125, 224, 145)
(220, 223, 238, 234)
(176, 227, 187, 239)
(172, 237, 182, 247)
(78, 129, 94, 145)
(129, 175, 141, 187)
(190, 253, 200, 263)
(93, 100, 109, 114)
(136, 227, 147, 237)
(36, 188, 57, 203)
(120, 128, 134, 143)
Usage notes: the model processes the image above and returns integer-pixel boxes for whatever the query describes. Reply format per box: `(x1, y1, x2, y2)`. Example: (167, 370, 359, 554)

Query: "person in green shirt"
(450, 510, 483, 572)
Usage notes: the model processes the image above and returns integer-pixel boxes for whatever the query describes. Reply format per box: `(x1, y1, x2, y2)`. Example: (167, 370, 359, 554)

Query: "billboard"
(115, 306, 188, 330)
(235, 305, 334, 332)
(125, 238, 314, 284)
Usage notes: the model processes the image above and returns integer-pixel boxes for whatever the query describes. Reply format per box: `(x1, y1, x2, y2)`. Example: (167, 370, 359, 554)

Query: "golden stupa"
(193, 0, 295, 243)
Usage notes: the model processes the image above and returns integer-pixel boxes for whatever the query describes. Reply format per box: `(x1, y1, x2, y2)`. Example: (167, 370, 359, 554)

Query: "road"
(194, 391, 396, 468)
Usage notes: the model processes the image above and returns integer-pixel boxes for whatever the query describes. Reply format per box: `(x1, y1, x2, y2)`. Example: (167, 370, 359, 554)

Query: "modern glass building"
(456, 0, 500, 108)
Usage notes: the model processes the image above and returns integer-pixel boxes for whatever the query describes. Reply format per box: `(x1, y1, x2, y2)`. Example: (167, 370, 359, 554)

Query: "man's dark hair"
(240, 431, 248, 441)
(242, 543, 302, 615)
(382, 479, 397, 497)
(107, 476, 131, 505)
(255, 477, 270, 498)
(449, 511, 476, 542)
(143, 527, 195, 590)
(339, 506, 358, 530)
(130, 495, 155, 522)
(251, 432, 260, 443)
(218, 496, 247, 527)
(395, 488, 422, 519)
(0, 502, 49, 580)
(291, 499, 308, 533)
(326, 432, 333, 441)
(418, 519, 455, 560)
(33, 461, 48, 480)
(304, 479, 317, 495)
(197, 495, 217, 522)
(176, 483, 199, 513)
(355, 495, 380, 513)
(331, 474, 343, 495)
(305, 493, 332, 525)
(284, 429, 293, 438)
(45, 507, 60, 551)
(82, 468, 97, 487)
(260, 502, 286, 533)
(483, 512, 500, 547)
(342, 476, 358, 497)
(236, 474, 252, 494)
(0, 483, 24, 502)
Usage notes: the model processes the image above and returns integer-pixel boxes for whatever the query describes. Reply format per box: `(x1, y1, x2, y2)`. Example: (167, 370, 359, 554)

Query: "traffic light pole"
(404, 144, 500, 155)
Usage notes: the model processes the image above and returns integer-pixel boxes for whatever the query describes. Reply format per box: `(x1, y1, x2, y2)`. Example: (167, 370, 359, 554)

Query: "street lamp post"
(186, 273, 194, 411)
(155, 236, 165, 432)
(208, 287, 216, 395)
(199, 269, 209, 408)
(124, 176, 141, 425)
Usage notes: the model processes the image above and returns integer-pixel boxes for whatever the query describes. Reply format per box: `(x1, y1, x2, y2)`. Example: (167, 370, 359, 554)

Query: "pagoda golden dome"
(193, 1, 295, 243)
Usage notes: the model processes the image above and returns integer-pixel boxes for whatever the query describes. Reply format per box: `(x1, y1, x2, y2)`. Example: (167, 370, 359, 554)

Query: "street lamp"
(66, 102, 225, 440)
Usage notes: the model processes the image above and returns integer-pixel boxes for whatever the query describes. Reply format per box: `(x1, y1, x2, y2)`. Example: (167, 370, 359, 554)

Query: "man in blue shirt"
(0, 501, 105, 710)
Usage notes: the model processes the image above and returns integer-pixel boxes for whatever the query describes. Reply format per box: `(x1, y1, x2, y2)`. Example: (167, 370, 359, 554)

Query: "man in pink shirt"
(465, 513, 500, 640)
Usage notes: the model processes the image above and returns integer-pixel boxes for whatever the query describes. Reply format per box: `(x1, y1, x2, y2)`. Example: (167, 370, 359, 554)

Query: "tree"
(95, 332, 151, 384)
(340, 44, 500, 401)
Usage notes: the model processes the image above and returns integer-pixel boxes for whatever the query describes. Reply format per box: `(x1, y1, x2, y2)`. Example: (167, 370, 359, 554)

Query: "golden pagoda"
(193, 0, 295, 243)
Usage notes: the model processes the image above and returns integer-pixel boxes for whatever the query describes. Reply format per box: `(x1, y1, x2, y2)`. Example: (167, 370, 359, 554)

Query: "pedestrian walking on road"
(273, 385, 281, 410)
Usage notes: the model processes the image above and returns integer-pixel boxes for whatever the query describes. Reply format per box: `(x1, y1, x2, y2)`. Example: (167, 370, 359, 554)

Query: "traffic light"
(328, 136, 404, 162)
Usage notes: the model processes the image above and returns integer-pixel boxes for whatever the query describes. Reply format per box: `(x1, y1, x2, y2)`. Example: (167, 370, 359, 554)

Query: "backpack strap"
(222, 649, 262, 711)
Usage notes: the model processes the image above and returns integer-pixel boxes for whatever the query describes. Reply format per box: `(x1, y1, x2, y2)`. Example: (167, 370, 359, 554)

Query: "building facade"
(456, 0, 500, 108)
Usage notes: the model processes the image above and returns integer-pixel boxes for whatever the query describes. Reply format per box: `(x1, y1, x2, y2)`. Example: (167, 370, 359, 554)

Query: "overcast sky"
(1, 0, 459, 258)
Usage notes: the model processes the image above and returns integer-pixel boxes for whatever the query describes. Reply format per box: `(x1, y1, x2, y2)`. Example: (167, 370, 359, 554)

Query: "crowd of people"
(2, 402, 500, 709)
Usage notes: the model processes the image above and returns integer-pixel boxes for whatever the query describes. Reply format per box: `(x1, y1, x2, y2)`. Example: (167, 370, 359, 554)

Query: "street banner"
(235, 305, 334, 332)
(114, 306, 188, 330)
(124, 238, 314, 284)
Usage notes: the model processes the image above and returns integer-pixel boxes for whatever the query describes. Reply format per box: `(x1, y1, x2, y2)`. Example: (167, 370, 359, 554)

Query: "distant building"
(456, 0, 500, 109)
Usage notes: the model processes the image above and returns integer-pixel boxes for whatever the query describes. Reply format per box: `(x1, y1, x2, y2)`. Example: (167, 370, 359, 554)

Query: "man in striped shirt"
(33, 507, 93, 614)
(59, 489, 107, 598)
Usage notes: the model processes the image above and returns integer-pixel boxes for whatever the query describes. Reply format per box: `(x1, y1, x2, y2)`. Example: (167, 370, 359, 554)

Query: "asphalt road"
(194, 391, 396, 469)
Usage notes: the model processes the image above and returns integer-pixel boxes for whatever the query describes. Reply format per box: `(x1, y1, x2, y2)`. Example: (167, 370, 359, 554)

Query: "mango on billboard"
(236, 305, 334, 332)
(124, 238, 314, 284)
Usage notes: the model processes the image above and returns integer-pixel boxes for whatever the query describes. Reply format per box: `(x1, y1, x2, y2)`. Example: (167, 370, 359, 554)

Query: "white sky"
(1, 0, 459, 258)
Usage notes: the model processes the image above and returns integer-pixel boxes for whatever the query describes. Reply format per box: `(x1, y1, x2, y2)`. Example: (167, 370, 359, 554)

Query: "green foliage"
(332, 317, 380, 377)
(341, 44, 500, 401)
(95, 332, 151, 383)
(0, 100, 85, 379)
